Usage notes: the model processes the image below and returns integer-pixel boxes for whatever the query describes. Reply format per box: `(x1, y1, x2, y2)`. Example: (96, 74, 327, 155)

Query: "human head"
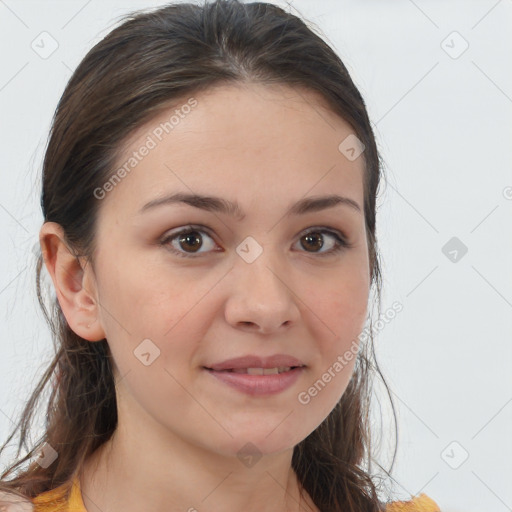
(1, 2, 392, 510)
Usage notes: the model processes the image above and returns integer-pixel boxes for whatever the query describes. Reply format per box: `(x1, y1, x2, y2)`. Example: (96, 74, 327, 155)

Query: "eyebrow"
(138, 192, 362, 220)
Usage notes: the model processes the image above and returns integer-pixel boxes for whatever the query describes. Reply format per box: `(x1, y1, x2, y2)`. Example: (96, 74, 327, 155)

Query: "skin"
(40, 82, 370, 512)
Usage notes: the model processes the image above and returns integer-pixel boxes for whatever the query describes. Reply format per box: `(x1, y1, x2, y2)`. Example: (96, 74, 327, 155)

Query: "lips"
(204, 365, 305, 396)
(226, 367, 293, 375)
(204, 354, 306, 372)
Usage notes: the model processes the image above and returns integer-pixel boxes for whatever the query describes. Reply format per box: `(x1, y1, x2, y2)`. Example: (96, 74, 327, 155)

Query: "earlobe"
(39, 222, 106, 342)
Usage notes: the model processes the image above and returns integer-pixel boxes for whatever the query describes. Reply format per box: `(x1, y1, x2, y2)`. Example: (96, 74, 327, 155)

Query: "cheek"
(303, 270, 368, 404)
(97, 258, 222, 388)
(97, 252, 208, 335)
(310, 270, 369, 346)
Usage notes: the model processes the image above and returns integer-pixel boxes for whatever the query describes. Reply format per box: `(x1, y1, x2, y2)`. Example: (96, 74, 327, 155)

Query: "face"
(82, 83, 370, 459)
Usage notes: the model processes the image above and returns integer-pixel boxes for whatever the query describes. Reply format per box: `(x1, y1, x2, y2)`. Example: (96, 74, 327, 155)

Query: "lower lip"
(204, 367, 305, 396)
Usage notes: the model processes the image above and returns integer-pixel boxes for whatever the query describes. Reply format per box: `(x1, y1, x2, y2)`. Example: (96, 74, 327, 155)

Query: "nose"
(224, 255, 301, 335)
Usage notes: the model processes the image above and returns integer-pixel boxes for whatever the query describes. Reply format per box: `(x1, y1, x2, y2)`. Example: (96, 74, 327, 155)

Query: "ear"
(39, 222, 105, 342)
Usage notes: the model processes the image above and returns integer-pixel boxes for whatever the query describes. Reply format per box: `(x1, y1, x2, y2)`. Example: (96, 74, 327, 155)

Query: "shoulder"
(0, 490, 34, 511)
(385, 493, 441, 512)
(28, 482, 70, 512)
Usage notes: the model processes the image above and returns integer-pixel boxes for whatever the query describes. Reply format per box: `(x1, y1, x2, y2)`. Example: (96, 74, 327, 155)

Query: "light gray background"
(1, 1, 511, 511)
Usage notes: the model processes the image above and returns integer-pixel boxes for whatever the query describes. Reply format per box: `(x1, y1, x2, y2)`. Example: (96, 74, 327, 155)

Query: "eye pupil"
(179, 231, 202, 252)
(302, 232, 323, 252)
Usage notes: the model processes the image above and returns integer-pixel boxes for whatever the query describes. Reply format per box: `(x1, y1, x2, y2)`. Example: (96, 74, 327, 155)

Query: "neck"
(79, 430, 318, 512)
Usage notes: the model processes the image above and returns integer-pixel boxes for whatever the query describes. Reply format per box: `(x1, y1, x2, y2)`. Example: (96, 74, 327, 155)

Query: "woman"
(0, 1, 441, 511)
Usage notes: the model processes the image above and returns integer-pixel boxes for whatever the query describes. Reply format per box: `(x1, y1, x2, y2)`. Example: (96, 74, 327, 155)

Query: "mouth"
(202, 366, 305, 396)
(203, 366, 301, 374)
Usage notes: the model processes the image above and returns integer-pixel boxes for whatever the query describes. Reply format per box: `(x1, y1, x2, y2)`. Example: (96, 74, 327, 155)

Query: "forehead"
(100, 82, 365, 221)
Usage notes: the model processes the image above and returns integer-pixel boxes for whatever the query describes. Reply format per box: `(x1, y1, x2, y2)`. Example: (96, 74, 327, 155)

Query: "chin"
(205, 427, 306, 462)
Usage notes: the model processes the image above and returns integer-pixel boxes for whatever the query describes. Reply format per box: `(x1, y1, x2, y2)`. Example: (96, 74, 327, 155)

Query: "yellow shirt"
(29, 473, 441, 512)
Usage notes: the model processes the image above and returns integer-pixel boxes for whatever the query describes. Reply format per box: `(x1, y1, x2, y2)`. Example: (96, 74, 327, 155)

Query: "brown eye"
(177, 231, 203, 253)
(301, 232, 324, 252)
(160, 225, 350, 260)
(294, 228, 349, 257)
(160, 226, 218, 258)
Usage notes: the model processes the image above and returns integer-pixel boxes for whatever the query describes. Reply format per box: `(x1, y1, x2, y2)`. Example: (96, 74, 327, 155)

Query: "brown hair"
(0, 1, 397, 511)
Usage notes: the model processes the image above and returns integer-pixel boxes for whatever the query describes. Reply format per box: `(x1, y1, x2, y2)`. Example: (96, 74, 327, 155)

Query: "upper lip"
(204, 354, 306, 371)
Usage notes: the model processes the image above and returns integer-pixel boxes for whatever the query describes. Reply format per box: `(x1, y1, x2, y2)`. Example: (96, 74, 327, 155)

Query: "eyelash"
(159, 224, 352, 259)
